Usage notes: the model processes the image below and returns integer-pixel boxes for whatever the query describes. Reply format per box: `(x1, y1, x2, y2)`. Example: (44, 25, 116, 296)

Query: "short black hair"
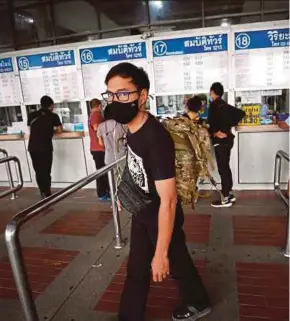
(198, 94, 207, 103)
(105, 62, 150, 91)
(210, 82, 224, 97)
(40, 95, 54, 109)
(90, 98, 102, 109)
(187, 96, 202, 113)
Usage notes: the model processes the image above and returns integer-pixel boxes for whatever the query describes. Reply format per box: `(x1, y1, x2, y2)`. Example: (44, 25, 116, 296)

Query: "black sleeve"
(229, 105, 246, 126)
(149, 128, 176, 181)
(27, 113, 32, 126)
(208, 104, 218, 135)
(53, 113, 62, 127)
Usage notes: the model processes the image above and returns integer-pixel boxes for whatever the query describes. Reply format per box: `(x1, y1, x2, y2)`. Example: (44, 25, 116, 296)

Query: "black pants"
(214, 141, 234, 197)
(119, 205, 210, 321)
(91, 151, 108, 198)
(30, 151, 53, 196)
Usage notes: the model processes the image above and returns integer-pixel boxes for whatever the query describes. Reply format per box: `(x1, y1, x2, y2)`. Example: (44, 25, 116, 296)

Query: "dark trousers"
(214, 141, 234, 197)
(30, 151, 53, 196)
(119, 205, 210, 321)
(91, 151, 108, 197)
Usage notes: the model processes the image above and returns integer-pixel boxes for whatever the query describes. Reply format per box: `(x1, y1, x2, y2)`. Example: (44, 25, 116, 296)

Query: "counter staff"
(28, 95, 62, 199)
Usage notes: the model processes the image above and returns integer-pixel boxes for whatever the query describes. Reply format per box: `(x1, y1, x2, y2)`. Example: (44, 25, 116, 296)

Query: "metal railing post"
(0, 156, 23, 199)
(273, 150, 289, 257)
(282, 214, 290, 258)
(5, 222, 39, 321)
(4, 157, 125, 321)
(0, 148, 17, 200)
(274, 155, 281, 189)
(108, 169, 124, 249)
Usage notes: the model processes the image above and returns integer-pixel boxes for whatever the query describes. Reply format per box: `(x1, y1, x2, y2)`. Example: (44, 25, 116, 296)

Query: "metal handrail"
(273, 150, 289, 258)
(0, 148, 21, 199)
(5, 156, 125, 321)
(0, 155, 23, 199)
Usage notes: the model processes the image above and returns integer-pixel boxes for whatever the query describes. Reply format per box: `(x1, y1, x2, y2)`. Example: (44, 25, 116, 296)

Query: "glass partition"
(156, 92, 228, 117)
(235, 89, 289, 125)
(0, 106, 24, 134)
(26, 102, 84, 132)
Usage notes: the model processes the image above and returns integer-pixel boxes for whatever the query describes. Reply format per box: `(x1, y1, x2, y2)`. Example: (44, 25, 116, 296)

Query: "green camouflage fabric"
(163, 116, 216, 207)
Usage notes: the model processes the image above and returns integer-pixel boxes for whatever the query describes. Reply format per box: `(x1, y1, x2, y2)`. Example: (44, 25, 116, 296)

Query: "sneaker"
(211, 196, 232, 208)
(229, 193, 236, 202)
(172, 306, 211, 321)
(99, 194, 111, 202)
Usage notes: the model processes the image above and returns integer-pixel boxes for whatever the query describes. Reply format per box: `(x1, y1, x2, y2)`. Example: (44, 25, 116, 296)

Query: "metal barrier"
(273, 150, 289, 258)
(0, 153, 23, 199)
(5, 156, 125, 321)
(0, 148, 22, 199)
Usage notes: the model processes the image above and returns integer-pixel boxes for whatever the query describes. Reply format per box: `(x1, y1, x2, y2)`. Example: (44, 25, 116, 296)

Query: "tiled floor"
(0, 188, 288, 321)
(0, 248, 79, 299)
(233, 216, 287, 246)
(42, 210, 113, 236)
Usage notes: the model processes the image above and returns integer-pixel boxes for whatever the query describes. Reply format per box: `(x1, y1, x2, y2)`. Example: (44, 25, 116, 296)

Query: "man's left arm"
(91, 113, 102, 132)
(149, 130, 177, 283)
(152, 177, 177, 282)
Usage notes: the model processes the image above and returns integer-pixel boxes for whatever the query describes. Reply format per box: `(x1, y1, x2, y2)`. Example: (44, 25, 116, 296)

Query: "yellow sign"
(239, 105, 261, 126)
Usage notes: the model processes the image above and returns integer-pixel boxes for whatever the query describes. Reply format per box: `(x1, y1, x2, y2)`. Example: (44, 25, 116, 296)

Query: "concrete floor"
(0, 188, 288, 321)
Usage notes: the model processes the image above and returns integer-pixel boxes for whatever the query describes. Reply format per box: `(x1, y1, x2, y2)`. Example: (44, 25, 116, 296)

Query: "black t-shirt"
(28, 109, 61, 152)
(127, 114, 176, 210)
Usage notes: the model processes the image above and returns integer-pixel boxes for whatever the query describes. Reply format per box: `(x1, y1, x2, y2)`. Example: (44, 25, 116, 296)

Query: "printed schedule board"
(80, 42, 147, 99)
(17, 50, 79, 104)
(152, 33, 228, 94)
(0, 58, 18, 106)
(234, 28, 289, 90)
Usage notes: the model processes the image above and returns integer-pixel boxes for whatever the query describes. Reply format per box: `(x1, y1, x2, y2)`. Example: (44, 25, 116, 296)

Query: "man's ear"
(139, 89, 148, 108)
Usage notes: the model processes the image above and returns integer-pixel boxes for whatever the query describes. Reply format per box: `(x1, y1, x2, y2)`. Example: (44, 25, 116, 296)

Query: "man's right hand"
(215, 131, 227, 139)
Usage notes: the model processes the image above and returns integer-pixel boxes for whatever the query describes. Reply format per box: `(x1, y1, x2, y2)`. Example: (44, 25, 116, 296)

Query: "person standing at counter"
(208, 82, 245, 208)
(28, 95, 62, 199)
(88, 98, 109, 201)
(198, 94, 209, 121)
(103, 62, 211, 321)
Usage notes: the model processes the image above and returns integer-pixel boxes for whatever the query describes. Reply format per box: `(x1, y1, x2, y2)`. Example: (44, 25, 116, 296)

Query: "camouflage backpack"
(163, 116, 216, 207)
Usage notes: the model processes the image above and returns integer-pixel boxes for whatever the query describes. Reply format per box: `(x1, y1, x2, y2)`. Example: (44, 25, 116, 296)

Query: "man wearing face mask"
(103, 62, 210, 321)
(208, 82, 245, 208)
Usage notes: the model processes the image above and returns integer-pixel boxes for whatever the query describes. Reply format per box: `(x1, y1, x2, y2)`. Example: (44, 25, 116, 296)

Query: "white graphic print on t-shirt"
(127, 145, 149, 193)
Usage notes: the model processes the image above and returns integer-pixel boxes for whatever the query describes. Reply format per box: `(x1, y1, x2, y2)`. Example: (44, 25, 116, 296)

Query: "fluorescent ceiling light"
(221, 19, 230, 27)
(27, 18, 34, 24)
(153, 1, 163, 9)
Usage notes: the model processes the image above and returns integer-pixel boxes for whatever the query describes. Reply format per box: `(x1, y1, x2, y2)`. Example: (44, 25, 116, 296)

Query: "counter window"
(0, 106, 24, 134)
(156, 93, 228, 117)
(235, 89, 289, 125)
(26, 102, 84, 132)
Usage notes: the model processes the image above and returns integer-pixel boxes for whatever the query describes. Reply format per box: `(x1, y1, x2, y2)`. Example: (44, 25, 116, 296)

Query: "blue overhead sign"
(80, 42, 147, 64)
(17, 50, 75, 71)
(152, 34, 228, 57)
(0, 58, 13, 73)
(235, 28, 289, 50)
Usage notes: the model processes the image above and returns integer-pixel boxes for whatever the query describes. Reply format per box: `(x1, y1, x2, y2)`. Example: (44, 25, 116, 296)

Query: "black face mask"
(106, 99, 139, 124)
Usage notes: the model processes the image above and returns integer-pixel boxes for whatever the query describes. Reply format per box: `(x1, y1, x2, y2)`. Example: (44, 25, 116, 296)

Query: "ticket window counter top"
(0, 133, 25, 141)
(236, 124, 289, 132)
(53, 131, 84, 139)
